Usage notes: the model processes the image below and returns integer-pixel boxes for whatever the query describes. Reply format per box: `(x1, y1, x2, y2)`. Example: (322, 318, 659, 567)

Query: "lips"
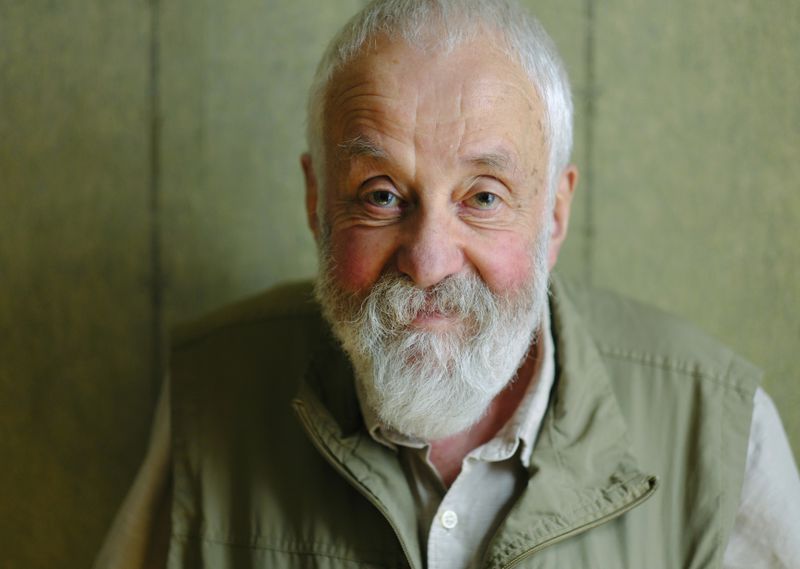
(410, 304, 456, 330)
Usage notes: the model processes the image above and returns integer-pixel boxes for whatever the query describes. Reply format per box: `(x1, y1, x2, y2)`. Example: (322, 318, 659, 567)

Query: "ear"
(547, 164, 578, 270)
(300, 153, 320, 241)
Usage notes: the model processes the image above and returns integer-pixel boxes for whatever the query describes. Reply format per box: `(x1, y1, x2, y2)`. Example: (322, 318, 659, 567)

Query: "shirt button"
(441, 510, 458, 529)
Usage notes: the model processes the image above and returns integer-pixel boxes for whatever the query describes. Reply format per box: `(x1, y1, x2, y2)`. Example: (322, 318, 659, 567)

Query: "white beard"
(315, 230, 551, 441)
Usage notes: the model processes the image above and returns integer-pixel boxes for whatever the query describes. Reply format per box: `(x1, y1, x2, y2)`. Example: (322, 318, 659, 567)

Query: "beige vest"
(167, 276, 758, 568)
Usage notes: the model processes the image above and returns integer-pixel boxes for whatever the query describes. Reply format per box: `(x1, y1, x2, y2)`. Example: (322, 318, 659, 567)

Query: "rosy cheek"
(329, 228, 394, 293)
(473, 235, 536, 293)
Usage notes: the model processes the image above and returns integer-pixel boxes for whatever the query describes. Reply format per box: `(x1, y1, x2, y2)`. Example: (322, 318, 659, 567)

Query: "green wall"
(1, 1, 797, 567)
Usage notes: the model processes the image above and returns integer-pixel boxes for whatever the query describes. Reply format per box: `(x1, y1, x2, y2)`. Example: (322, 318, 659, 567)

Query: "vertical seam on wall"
(584, 0, 596, 284)
(149, 0, 164, 395)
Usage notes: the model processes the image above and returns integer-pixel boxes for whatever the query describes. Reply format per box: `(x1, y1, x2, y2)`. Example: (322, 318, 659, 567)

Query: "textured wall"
(588, 0, 800, 461)
(0, 3, 154, 568)
(159, 0, 363, 326)
(1, 1, 797, 567)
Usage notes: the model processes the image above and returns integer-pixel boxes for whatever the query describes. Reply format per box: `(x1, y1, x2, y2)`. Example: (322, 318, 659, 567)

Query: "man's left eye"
(365, 190, 399, 208)
(466, 192, 500, 210)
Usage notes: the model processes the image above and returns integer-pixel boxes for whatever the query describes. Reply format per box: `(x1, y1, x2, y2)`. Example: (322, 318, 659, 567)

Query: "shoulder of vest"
(552, 274, 762, 387)
(171, 279, 320, 350)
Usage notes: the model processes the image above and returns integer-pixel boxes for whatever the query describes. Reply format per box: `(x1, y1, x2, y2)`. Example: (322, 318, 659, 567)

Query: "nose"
(395, 208, 466, 289)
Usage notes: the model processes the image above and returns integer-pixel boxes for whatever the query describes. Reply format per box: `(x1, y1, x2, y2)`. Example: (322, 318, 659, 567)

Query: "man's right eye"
(365, 190, 399, 208)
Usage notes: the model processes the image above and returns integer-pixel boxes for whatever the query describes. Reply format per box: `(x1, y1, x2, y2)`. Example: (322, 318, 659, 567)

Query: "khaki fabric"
(94, 380, 172, 569)
(161, 275, 758, 568)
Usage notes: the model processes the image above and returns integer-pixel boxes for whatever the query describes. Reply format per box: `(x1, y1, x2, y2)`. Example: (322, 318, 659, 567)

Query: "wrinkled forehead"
(322, 34, 546, 166)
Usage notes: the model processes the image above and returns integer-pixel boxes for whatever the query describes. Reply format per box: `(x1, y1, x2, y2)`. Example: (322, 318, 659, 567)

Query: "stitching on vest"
(172, 532, 397, 564)
(307, 410, 398, 513)
(594, 345, 754, 396)
(486, 479, 650, 565)
(714, 350, 738, 569)
(715, 380, 725, 569)
(306, 396, 360, 455)
(599, 343, 751, 568)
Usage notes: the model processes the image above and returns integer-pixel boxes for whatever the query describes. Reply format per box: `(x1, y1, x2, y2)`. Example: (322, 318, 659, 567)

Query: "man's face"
(304, 34, 574, 439)
(317, 34, 553, 303)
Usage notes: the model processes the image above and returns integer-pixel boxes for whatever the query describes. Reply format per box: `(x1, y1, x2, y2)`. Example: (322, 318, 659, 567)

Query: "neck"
(428, 339, 541, 487)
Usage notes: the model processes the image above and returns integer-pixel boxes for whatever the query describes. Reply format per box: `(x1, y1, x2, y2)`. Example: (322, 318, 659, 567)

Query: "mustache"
(354, 272, 503, 337)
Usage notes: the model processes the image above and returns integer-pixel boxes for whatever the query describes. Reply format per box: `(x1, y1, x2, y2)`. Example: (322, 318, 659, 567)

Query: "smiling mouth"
(410, 308, 457, 330)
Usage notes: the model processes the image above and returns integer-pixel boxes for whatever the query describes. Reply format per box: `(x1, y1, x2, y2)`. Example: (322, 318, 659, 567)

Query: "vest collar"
(293, 274, 658, 568)
(482, 275, 658, 567)
(292, 325, 424, 569)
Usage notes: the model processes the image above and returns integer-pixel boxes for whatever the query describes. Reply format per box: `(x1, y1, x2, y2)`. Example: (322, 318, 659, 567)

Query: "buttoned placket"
(360, 305, 556, 569)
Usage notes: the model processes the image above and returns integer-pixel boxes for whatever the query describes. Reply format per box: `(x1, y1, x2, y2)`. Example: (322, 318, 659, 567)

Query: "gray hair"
(306, 0, 573, 201)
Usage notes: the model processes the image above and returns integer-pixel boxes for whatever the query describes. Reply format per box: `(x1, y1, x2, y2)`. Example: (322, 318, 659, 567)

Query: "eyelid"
(358, 174, 398, 191)
(469, 173, 510, 191)
(464, 191, 501, 210)
(466, 175, 507, 196)
(365, 189, 400, 208)
(358, 176, 406, 213)
(459, 175, 513, 216)
(359, 176, 400, 194)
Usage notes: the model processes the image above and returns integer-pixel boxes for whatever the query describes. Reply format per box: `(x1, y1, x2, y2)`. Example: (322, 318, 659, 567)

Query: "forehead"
(323, 34, 546, 167)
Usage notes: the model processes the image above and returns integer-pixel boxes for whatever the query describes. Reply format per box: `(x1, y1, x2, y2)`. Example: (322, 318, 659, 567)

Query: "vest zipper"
(498, 477, 658, 568)
(293, 401, 420, 569)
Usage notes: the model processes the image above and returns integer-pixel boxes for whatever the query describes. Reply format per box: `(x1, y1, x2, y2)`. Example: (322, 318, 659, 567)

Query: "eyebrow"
(337, 135, 517, 174)
(463, 150, 513, 173)
(463, 148, 516, 172)
(337, 135, 388, 161)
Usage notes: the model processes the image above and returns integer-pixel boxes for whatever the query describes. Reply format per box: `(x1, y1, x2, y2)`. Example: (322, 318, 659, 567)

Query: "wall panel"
(524, 0, 591, 281)
(0, 3, 153, 567)
(159, 0, 364, 326)
(592, 0, 800, 454)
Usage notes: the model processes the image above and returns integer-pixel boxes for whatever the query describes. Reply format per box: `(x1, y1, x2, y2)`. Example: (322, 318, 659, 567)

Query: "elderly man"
(96, 1, 800, 568)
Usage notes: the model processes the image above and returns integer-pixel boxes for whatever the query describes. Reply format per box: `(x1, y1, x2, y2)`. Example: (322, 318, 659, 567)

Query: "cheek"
(472, 234, 536, 293)
(328, 228, 395, 293)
